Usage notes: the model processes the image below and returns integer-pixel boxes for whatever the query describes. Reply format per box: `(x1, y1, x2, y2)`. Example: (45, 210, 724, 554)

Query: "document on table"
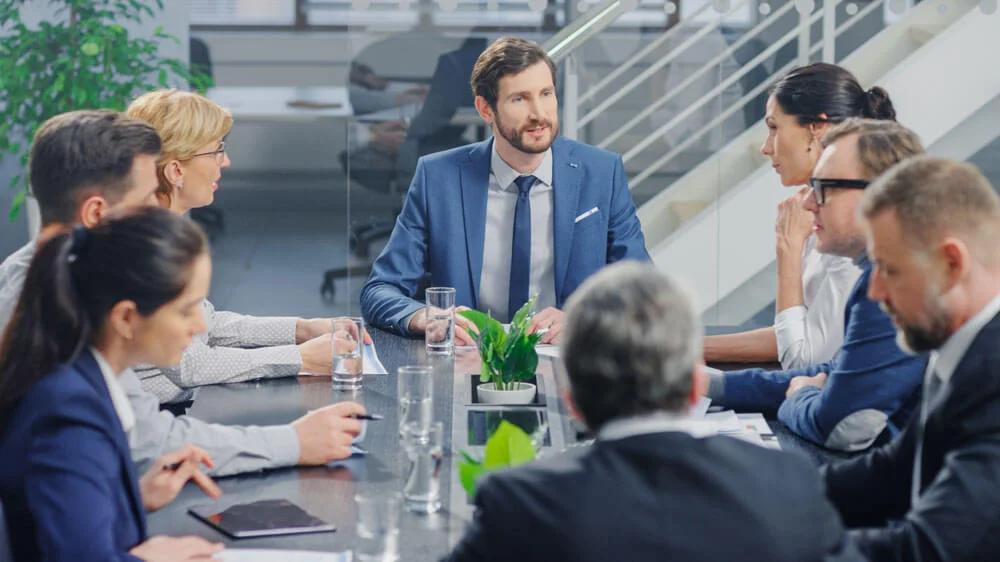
(298, 343, 387, 376)
(215, 549, 351, 561)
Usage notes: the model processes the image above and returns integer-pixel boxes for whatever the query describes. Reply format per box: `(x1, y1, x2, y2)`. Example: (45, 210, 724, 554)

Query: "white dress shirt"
(479, 145, 556, 322)
(774, 235, 862, 369)
(598, 411, 717, 441)
(90, 347, 136, 435)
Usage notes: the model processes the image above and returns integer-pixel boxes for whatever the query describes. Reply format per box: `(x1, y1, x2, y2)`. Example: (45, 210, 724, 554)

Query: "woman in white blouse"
(127, 90, 368, 403)
(703, 63, 897, 369)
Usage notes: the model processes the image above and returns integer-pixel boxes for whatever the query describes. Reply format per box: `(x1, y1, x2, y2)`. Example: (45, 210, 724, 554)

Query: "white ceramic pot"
(477, 382, 536, 405)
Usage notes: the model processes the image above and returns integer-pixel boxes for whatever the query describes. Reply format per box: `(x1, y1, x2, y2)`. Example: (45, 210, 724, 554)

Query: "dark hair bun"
(865, 87, 896, 121)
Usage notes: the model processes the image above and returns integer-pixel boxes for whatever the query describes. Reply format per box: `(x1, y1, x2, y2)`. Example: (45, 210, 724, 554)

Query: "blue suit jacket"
(361, 136, 650, 334)
(0, 350, 146, 561)
(718, 259, 925, 451)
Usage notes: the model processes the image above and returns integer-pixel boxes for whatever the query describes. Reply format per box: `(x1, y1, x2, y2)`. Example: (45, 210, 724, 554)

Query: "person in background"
(362, 36, 649, 345)
(824, 156, 1000, 561)
(708, 119, 925, 452)
(0, 207, 224, 561)
(704, 63, 896, 369)
(126, 89, 369, 405)
(444, 261, 863, 562)
(0, 110, 366, 478)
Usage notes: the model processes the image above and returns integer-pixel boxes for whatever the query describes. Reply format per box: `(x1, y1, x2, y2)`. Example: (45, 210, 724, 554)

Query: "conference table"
(148, 329, 852, 559)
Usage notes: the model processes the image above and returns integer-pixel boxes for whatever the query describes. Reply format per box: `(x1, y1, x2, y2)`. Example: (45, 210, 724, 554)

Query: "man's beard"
(495, 113, 558, 154)
(882, 289, 952, 354)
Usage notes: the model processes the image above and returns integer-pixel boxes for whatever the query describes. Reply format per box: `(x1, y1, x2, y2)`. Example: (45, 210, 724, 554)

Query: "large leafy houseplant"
(1, 0, 212, 220)
(459, 297, 541, 391)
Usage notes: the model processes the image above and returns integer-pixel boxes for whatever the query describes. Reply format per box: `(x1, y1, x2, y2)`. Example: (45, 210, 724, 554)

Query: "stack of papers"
(688, 398, 780, 449)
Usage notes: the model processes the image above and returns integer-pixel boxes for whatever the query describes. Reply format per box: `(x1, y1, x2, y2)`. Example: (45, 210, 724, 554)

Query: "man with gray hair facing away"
(444, 261, 862, 562)
(823, 156, 1000, 561)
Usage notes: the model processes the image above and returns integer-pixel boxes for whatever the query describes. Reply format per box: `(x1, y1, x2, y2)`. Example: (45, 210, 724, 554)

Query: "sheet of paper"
(298, 343, 386, 376)
(535, 344, 560, 358)
(215, 549, 350, 562)
(687, 396, 712, 419)
(704, 410, 742, 433)
(736, 413, 781, 450)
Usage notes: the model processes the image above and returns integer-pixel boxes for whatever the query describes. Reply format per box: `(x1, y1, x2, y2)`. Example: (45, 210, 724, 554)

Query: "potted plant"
(458, 420, 537, 499)
(459, 297, 541, 405)
(1, 0, 212, 221)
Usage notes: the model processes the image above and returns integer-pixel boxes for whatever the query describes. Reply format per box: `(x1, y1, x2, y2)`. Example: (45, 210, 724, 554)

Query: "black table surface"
(148, 330, 853, 557)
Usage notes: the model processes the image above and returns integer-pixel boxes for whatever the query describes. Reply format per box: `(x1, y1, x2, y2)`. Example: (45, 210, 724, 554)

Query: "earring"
(176, 183, 184, 190)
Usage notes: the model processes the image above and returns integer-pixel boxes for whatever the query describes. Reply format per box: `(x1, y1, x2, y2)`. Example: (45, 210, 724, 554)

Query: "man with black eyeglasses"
(706, 119, 928, 452)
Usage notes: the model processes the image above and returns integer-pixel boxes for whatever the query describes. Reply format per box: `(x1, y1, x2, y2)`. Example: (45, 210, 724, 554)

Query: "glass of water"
(332, 317, 364, 390)
(397, 365, 433, 437)
(354, 491, 401, 561)
(402, 421, 444, 514)
(425, 287, 456, 356)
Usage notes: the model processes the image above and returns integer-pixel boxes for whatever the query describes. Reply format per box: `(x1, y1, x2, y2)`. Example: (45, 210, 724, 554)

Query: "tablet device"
(188, 499, 336, 538)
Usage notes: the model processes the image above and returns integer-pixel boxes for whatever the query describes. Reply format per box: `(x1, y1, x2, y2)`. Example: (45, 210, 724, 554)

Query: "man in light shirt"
(709, 119, 926, 452)
(361, 36, 649, 345)
(0, 110, 365, 476)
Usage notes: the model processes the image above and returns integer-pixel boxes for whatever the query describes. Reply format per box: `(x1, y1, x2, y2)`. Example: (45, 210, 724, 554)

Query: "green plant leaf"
(458, 459, 485, 499)
(81, 42, 99, 56)
(483, 420, 536, 469)
(8, 189, 25, 222)
(457, 309, 492, 338)
(511, 295, 537, 332)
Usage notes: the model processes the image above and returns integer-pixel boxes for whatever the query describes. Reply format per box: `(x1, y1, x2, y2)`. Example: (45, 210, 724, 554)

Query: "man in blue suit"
(361, 36, 649, 344)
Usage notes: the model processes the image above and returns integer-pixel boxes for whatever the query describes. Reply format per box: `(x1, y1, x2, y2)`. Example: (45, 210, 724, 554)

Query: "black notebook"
(189, 499, 336, 539)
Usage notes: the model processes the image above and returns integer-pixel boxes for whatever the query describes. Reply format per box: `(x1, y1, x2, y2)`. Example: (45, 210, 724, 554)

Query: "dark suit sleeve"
(822, 419, 916, 529)
(441, 474, 512, 562)
(606, 155, 650, 263)
(360, 158, 432, 335)
(26, 402, 144, 561)
(839, 435, 1000, 562)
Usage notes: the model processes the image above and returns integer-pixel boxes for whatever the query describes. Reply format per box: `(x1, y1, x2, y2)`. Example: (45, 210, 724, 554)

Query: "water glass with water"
(425, 287, 456, 356)
(332, 317, 364, 390)
(397, 365, 433, 437)
(354, 491, 401, 562)
(402, 422, 444, 514)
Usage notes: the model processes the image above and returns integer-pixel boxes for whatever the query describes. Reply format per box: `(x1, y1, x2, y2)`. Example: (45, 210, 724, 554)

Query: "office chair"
(188, 36, 225, 240)
(0, 500, 13, 562)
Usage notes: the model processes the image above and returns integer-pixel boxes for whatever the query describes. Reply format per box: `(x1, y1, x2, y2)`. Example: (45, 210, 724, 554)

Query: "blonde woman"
(127, 89, 366, 404)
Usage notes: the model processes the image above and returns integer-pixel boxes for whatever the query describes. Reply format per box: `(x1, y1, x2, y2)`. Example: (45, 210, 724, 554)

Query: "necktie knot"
(514, 175, 536, 196)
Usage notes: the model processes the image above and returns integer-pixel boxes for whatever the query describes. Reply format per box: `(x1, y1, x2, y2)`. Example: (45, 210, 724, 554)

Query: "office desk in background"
(207, 87, 353, 121)
(148, 331, 847, 559)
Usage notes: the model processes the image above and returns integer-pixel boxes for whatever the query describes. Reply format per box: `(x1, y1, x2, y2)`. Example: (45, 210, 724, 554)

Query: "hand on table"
(292, 401, 366, 464)
(129, 535, 223, 561)
(408, 306, 479, 347)
(528, 307, 565, 345)
(140, 445, 221, 513)
(296, 317, 372, 344)
(786, 372, 828, 398)
(775, 187, 814, 253)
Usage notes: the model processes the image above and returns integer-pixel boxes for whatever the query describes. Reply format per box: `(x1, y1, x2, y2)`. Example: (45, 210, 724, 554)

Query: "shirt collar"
(597, 411, 717, 441)
(490, 142, 553, 192)
(852, 252, 871, 269)
(931, 290, 1000, 384)
(90, 347, 136, 434)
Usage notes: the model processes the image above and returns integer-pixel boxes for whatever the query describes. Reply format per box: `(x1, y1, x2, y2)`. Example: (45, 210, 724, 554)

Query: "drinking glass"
(354, 491, 401, 561)
(402, 422, 444, 514)
(332, 317, 364, 390)
(425, 287, 456, 356)
(397, 365, 433, 437)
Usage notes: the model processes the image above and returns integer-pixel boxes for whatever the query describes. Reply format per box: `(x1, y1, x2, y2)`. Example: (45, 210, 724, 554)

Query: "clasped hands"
(786, 372, 828, 398)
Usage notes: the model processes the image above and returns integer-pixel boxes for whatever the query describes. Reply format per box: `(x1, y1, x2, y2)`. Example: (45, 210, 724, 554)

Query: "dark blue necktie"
(509, 175, 536, 321)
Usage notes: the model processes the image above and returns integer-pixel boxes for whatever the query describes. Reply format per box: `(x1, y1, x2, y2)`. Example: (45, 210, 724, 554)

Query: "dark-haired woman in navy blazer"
(0, 207, 224, 561)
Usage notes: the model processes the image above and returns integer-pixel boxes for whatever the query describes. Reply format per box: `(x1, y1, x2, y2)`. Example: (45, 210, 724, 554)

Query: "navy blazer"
(823, 308, 1000, 561)
(0, 350, 146, 561)
(361, 136, 650, 334)
(444, 432, 864, 562)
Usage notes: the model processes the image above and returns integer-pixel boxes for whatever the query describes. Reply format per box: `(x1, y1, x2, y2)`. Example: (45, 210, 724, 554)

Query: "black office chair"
(188, 36, 225, 241)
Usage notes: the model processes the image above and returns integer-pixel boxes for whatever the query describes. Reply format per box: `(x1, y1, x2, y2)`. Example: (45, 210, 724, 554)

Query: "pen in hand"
(349, 414, 383, 421)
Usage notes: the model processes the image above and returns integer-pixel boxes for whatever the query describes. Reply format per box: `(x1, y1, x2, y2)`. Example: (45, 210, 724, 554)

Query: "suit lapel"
(76, 350, 148, 538)
(460, 139, 493, 307)
(551, 138, 581, 298)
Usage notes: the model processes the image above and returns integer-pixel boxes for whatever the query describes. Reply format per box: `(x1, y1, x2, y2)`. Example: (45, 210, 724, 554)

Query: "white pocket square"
(575, 207, 599, 223)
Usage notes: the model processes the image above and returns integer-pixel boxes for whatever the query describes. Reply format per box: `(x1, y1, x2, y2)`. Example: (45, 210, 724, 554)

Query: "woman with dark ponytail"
(0, 207, 225, 561)
(704, 62, 898, 369)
